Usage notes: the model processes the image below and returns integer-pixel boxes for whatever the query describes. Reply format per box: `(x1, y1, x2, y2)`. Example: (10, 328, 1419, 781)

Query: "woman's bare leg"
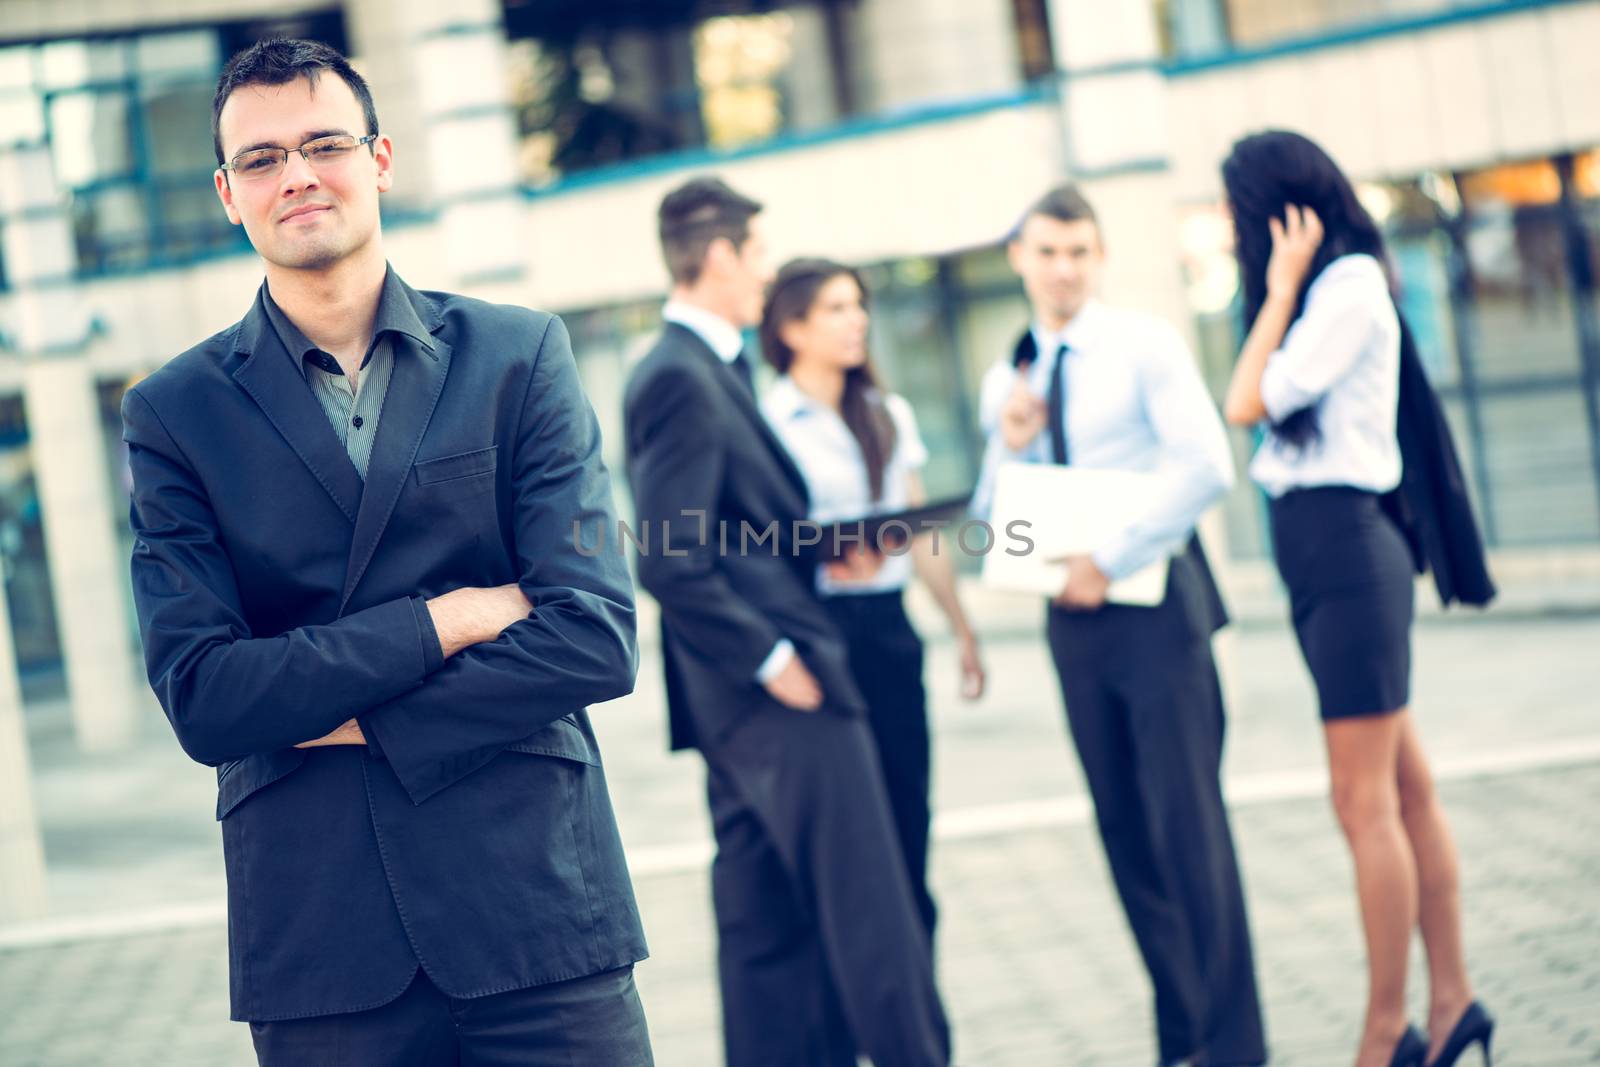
(1324, 711, 1418, 1067)
(1394, 714, 1474, 1061)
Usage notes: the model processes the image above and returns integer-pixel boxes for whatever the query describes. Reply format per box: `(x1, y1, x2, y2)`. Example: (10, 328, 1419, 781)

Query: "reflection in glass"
(38, 39, 126, 89)
(1457, 159, 1583, 382)
(143, 82, 218, 175)
(0, 93, 45, 145)
(48, 91, 135, 186)
(70, 186, 150, 273)
(135, 31, 220, 82)
(694, 12, 794, 149)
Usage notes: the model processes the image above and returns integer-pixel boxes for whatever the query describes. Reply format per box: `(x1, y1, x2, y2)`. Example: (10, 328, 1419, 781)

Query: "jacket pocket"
(501, 715, 601, 767)
(216, 748, 310, 820)
(414, 445, 498, 487)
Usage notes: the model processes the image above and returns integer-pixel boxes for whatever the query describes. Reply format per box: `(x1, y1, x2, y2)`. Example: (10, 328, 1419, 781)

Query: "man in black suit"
(623, 177, 949, 1067)
(123, 39, 652, 1065)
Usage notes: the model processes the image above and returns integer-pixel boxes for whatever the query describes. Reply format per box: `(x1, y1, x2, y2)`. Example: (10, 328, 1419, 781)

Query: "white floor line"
(4, 736, 1597, 952)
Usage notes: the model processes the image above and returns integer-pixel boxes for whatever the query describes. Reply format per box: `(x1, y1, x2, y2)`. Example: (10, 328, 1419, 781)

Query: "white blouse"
(1250, 253, 1403, 499)
(762, 377, 929, 596)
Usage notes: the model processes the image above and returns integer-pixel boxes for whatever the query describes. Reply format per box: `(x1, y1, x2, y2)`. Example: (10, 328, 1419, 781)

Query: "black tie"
(1046, 342, 1069, 465)
(730, 351, 756, 398)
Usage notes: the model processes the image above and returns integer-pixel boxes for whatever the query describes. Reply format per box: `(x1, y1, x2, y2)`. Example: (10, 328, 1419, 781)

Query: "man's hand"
(1053, 554, 1110, 611)
(764, 655, 824, 712)
(426, 583, 534, 659)
(295, 718, 367, 748)
(1000, 374, 1049, 452)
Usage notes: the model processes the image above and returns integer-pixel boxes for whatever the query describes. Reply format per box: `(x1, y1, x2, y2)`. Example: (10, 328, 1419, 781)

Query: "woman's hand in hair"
(1266, 204, 1324, 300)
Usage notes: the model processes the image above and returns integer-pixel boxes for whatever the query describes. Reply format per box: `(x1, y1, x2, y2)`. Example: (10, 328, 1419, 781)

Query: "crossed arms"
(124, 315, 637, 804)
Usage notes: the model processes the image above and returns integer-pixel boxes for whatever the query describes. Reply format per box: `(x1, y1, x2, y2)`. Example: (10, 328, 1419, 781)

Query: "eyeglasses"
(222, 134, 378, 182)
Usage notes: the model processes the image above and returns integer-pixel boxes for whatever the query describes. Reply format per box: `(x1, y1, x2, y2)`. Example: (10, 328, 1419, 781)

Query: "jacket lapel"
(339, 294, 451, 615)
(231, 292, 364, 525)
(667, 324, 809, 506)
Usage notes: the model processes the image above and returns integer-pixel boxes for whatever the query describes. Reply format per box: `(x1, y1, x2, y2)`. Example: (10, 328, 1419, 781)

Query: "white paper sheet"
(981, 463, 1170, 606)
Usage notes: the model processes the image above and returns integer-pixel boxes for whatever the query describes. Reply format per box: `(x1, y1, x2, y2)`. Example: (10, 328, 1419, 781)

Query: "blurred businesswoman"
(760, 257, 986, 943)
(1222, 131, 1494, 1067)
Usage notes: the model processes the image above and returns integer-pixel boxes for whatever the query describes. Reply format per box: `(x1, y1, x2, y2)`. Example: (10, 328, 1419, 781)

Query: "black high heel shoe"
(1389, 1025, 1428, 1067)
(1428, 1001, 1495, 1066)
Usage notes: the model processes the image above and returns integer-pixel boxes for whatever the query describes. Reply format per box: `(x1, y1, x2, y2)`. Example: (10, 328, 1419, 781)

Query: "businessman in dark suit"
(122, 39, 652, 1065)
(623, 177, 949, 1067)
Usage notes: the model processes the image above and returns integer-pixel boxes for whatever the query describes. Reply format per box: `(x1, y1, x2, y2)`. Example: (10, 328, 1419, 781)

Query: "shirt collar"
(763, 375, 813, 422)
(263, 263, 433, 378)
(662, 299, 744, 363)
(1031, 299, 1105, 362)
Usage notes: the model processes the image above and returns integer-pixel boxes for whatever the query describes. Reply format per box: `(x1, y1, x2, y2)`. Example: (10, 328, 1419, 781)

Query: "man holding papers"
(974, 185, 1267, 1067)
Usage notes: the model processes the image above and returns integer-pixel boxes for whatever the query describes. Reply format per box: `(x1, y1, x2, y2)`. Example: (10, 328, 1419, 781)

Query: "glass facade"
(507, 2, 859, 186)
(0, 11, 351, 284)
(1157, 0, 1522, 58)
(506, 0, 1054, 186)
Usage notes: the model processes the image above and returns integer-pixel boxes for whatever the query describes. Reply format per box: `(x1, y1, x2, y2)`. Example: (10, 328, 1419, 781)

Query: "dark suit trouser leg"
(705, 707, 950, 1067)
(826, 592, 936, 941)
(249, 969, 457, 1067)
(249, 965, 653, 1066)
(1048, 602, 1266, 1066)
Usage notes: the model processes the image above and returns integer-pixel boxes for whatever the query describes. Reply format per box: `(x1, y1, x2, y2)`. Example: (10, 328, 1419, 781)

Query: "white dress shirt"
(660, 299, 793, 683)
(1249, 254, 1403, 499)
(762, 376, 929, 596)
(662, 299, 744, 363)
(972, 299, 1235, 580)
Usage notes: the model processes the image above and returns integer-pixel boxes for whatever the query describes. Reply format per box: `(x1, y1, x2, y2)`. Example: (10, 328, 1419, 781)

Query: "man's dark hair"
(212, 38, 379, 167)
(657, 176, 763, 286)
(1014, 183, 1099, 236)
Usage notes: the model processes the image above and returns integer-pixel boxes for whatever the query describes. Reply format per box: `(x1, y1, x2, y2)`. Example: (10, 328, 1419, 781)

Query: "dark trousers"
(248, 965, 652, 1066)
(824, 589, 936, 939)
(704, 705, 949, 1067)
(1046, 557, 1266, 1066)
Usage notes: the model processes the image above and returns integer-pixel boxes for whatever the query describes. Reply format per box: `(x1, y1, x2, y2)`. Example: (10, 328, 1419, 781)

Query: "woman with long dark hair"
(759, 257, 985, 943)
(1222, 131, 1493, 1067)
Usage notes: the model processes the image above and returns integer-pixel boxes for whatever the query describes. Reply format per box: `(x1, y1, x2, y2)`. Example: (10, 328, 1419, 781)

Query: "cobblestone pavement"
(2, 763, 1596, 1066)
(4, 613, 1599, 1065)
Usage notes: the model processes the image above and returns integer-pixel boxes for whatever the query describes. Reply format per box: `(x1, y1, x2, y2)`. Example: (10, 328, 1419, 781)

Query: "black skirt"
(1268, 486, 1415, 720)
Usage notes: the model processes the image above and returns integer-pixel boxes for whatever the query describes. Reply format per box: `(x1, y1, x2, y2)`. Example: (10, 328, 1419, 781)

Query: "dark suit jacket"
(622, 322, 867, 752)
(1383, 319, 1496, 608)
(123, 273, 647, 1021)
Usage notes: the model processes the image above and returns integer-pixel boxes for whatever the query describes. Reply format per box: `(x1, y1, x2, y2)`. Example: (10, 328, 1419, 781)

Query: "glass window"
(1478, 391, 1600, 544)
(158, 183, 235, 261)
(141, 81, 219, 175)
(0, 46, 33, 90)
(508, 1, 858, 185)
(694, 12, 796, 149)
(47, 90, 136, 185)
(0, 92, 45, 145)
(1456, 159, 1585, 383)
(1011, 0, 1057, 81)
(135, 30, 220, 83)
(0, 399, 63, 674)
(38, 39, 126, 89)
(69, 185, 151, 274)
(1159, 0, 1461, 58)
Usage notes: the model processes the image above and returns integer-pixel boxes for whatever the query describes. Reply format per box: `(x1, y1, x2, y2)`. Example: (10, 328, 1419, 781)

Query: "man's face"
(1008, 214, 1104, 325)
(706, 215, 774, 328)
(214, 74, 392, 271)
